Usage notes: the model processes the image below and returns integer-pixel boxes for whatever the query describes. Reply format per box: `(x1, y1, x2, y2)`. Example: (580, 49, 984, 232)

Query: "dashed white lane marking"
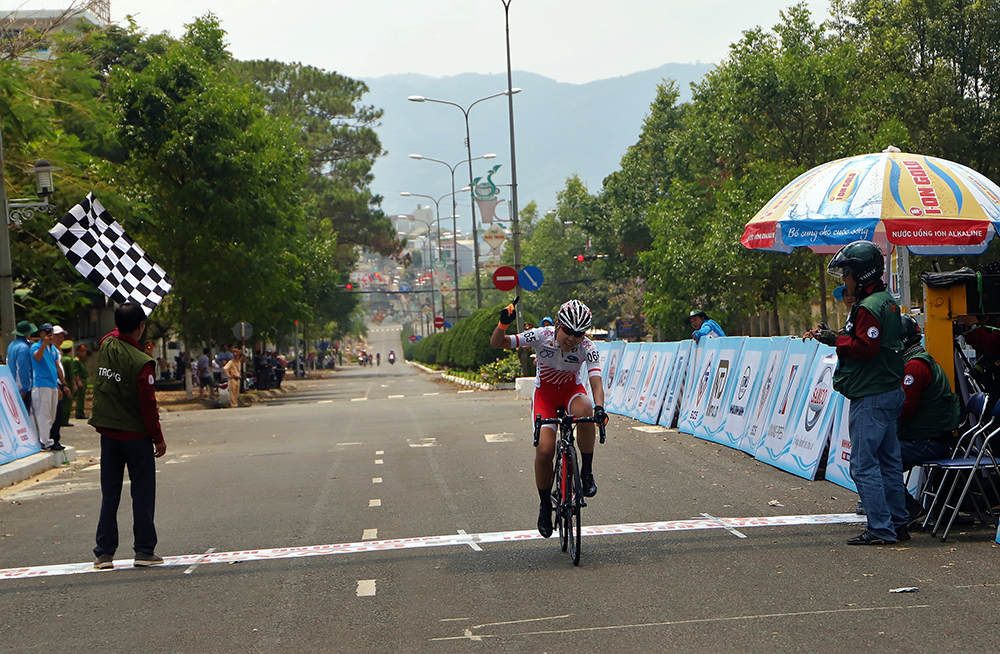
(375, 459, 383, 465)
(318, 400, 333, 404)
(362, 529, 378, 540)
(431, 605, 932, 641)
(0, 514, 866, 580)
(633, 425, 669, 433)
(484, 433, 515, 443)
(407, 438, 437, 448)
(375, 450, 384, 455)
(183, 548, 216, 575)
(458, 390, 474, 394)
(369, 499, 381, 507)
(701, 513, 748, 539)
(372, 477, 383, 484)
(423, 392, 439, 396)
(388, 394, 405, 399)
(351, 398, 368, 402)
(356, 579, 377, 597)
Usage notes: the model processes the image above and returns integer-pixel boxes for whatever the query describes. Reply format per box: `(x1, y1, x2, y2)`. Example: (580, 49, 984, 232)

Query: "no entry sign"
(434, 316, 445, 329)
(493, 266, 517, 291)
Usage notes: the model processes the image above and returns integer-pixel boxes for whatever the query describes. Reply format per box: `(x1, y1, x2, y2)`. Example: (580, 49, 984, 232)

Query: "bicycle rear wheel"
(567, 445, 583, 566)
(554, 450, 569, 552)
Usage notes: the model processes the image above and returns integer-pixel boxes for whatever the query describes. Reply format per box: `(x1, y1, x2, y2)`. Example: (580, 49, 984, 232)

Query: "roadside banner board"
(758, 346, 838, 480)
(620, 343, 654, 419)
(738, 337, 792, 455)
(755, 338, 819, 466)
(677, 339, 723, 434)
(598, 341, 626, 400)
(606, 342, 644, 414)
(634, 343, 679, 424)
(0, 366, 39, 465)
(692, 337, 747, 443)
(658, 340, 693, 429)
(824, 396, 856, 492)
(709, 337, 774, 450)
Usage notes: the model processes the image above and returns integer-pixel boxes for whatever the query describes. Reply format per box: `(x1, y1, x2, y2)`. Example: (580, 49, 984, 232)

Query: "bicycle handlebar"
(533, 414, 607, 447)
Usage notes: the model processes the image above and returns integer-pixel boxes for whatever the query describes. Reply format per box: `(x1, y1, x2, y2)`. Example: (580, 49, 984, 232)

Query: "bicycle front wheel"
(554, 450, 569, 552)
(567, 445, 583, 566)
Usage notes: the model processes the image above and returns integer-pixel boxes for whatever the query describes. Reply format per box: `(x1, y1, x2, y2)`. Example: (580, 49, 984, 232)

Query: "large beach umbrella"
(741, 147, 1000, 257)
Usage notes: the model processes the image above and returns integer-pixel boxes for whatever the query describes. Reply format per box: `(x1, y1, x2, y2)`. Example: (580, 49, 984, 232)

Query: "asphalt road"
(1, 324, 998, 653)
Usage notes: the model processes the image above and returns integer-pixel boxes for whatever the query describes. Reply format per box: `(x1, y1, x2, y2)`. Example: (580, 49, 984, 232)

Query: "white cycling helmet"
(557, 299, 593, 333)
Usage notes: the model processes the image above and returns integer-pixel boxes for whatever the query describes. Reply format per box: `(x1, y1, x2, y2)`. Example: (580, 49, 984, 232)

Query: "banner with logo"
(620, 343, 655, 419)
(606, 342, 644, 414)
(0, 366, 40, 465)
(658, 340, 693, 429)
(755, 338, 819, 466)
(708, 337, 776, 450)
(677, 340, 718, 434)
(634, 342, 680, 424)
(597, 341, 625, 401)
(758, 347, 838, 479)
(693, 337, 747, 442)
(739, 338, 792, 455)
(824, 396, 856, 492)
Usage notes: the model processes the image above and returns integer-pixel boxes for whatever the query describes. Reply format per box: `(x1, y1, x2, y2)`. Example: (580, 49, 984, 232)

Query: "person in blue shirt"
(30, 322, 66, 451)
(686, 310, 726, 342)
(7, 320, 36, 412)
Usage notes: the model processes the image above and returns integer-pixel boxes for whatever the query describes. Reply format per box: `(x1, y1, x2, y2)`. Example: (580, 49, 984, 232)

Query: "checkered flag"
(48, 193, 174, 316)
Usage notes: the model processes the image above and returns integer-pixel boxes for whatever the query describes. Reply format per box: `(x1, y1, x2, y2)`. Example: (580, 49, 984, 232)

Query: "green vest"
(833, 289, 904, 399)
(89, 335, 153, 434)
(898, 350, 960, 441)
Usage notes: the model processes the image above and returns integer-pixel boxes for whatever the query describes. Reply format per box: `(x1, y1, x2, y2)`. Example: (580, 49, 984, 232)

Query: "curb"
(0, 446, 77, 490)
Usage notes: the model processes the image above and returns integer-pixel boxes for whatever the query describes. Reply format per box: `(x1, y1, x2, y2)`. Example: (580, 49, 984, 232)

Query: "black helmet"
(827, 240, 885, 285)
(684, 309, 709, 326)
(901, 314, 922, 348)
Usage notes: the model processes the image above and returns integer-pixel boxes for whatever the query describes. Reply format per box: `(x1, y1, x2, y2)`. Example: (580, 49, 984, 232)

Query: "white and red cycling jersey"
(509, 326, 601, 388)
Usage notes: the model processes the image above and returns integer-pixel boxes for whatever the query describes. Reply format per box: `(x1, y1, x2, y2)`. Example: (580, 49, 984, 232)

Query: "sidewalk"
(0, 446, 78, 489)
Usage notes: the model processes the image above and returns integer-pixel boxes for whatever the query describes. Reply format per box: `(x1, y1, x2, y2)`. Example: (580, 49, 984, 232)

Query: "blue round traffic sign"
(518, 265, 544, 291)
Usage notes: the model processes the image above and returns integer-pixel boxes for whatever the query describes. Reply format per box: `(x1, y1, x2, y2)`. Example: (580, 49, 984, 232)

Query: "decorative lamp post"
(408, 90, 520, 309)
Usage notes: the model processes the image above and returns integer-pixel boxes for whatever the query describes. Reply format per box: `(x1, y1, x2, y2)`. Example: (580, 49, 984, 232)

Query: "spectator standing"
(74, 344, 89, 419)
(223, 347, 243, 408)
(90, 302, 166, 569)
(7, 320, 36, 413)
(30, 323, 65, 451)
(58, 338, 78, 428)
(686, 310, 726, 342)
(196, 347, 215, 399)
(807, 241, 907, 545)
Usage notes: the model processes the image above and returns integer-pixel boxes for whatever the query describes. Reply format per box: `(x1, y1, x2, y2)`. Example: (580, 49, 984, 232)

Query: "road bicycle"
(534, 408, 607, 566)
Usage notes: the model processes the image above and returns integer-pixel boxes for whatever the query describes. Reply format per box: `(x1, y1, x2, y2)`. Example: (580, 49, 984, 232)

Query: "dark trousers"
(94, 435, 158, 557)
(49, 397, 64, 444)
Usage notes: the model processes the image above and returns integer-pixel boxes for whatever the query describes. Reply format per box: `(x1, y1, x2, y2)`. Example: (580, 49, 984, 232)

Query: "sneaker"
(48, 443, 65, 451)
(75, 415, 88, 420)
(133, 552, 164, 567)
(94, 554, 114, 570)
(537, 505, 553, 538)
(582, 472, 598, 498)
(895, 525, 911, 542)
(846, 530, 895, 546)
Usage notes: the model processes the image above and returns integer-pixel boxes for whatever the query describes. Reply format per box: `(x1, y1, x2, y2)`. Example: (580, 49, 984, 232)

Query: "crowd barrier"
(596, 337, 857, 492)
(0, 366, 41, 466)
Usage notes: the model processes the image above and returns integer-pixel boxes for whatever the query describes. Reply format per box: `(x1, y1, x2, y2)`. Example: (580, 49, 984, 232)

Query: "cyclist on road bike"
(490, 298, 608, 538)
(376, 352, 381, 366)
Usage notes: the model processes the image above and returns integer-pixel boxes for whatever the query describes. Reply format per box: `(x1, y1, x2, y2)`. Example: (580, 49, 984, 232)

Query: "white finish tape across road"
(0, 513, 865, 581)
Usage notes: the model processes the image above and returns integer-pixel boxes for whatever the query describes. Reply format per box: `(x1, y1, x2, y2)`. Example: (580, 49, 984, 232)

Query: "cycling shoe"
(582, 472, 598, 498)
(537, 504, 553, 538)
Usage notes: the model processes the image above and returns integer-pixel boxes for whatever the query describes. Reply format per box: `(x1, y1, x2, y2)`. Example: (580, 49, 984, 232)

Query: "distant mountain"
(363, 63, 713, 233)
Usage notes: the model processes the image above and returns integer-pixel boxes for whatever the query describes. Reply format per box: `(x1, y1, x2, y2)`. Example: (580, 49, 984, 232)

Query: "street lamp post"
(408, 90, 520, 310)
(396, 214, 438, 330)
(0, 124, 61, 351)
(400, 186, 471, 325)
(407, 153, 495, 320)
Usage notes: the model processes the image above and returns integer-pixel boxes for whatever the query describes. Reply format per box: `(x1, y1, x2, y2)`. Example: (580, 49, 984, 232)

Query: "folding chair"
(915, 393, 988, 517)
(919, 395, 1000, 541)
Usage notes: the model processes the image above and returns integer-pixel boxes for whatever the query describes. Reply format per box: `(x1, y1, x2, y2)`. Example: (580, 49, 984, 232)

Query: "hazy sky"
(10, 0, 832, 83)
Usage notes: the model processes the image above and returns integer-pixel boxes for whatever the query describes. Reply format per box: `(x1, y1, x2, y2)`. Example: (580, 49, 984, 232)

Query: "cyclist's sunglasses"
(560, 325, 586, 338)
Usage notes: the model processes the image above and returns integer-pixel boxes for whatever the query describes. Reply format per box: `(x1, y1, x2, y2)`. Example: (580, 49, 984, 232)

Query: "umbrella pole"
(898, 246, 911, 312)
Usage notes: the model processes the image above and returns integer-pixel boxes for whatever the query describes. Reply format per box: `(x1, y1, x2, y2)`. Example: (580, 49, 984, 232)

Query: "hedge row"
(404, 303, 536, 371)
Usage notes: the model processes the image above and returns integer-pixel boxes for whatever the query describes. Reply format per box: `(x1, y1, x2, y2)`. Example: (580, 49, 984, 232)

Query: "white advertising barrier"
(755, 338, 819, 464)
(824, 396, 856, 492)
(677, 340, 721, 434)
(606, 342, 643, 415)
(738, 338, 792, 455)
(620, 343, 653, 419)
(599, 341, 626, 409)
(709, 337, 775, 450)
(634, 343, 680, 425)
(658, 340, 693, 429)
(0, 366, 40, 466)
(756, 346, 840, 480)
(692, 337, 747, 443)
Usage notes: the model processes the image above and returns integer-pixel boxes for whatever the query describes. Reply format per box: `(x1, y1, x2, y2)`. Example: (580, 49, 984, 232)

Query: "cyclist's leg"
(568, 390, 598, 497)
(533, 387, 559, 492)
